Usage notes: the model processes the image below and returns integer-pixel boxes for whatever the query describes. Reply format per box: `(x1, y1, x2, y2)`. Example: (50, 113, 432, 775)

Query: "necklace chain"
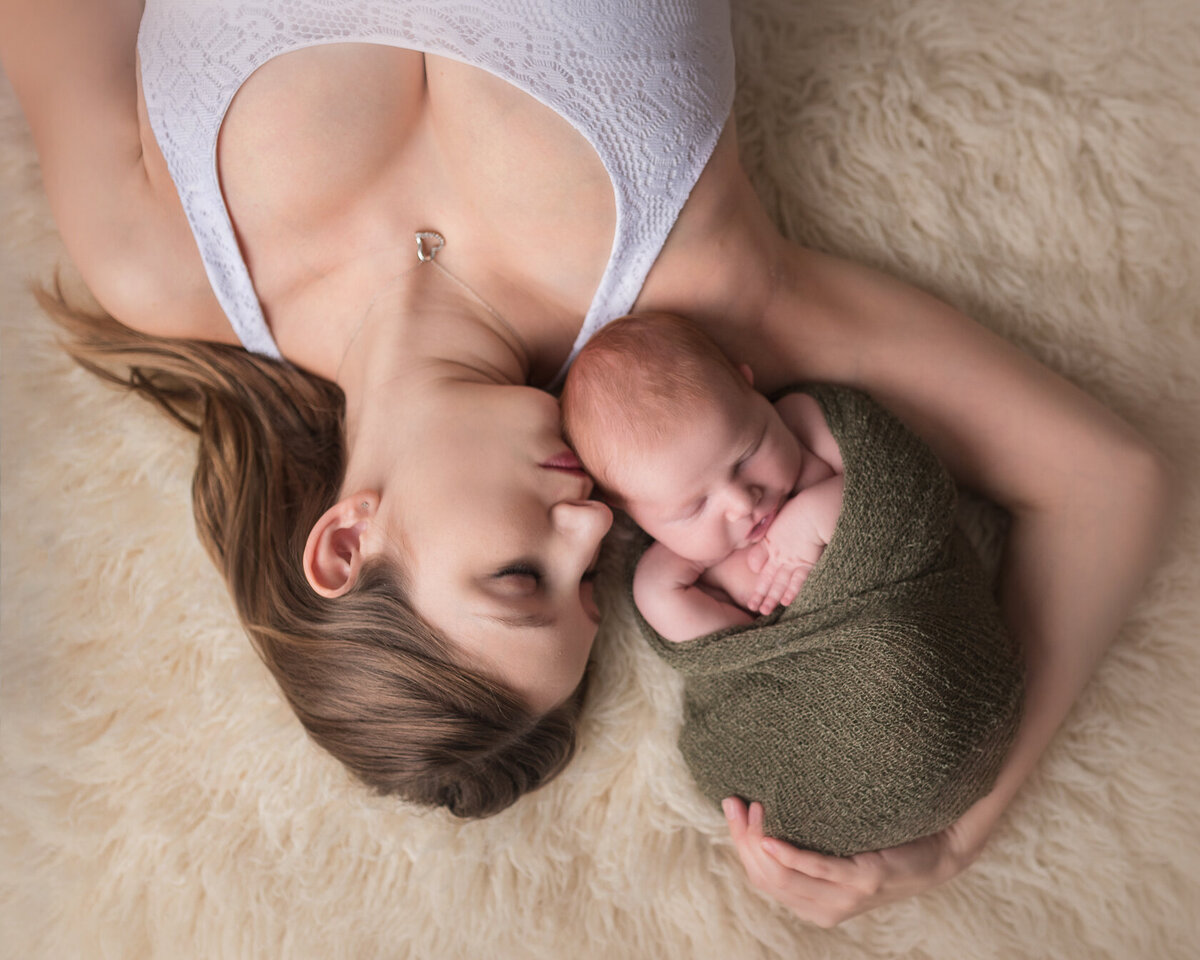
(334, 230, 529, 384)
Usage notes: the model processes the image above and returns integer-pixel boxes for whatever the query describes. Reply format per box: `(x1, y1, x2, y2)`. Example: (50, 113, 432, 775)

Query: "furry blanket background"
(3, 1, 1198, 957)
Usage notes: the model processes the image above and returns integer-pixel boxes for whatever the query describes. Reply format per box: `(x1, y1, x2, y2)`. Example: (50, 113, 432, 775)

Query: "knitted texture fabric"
(633, 385, 1024, 856)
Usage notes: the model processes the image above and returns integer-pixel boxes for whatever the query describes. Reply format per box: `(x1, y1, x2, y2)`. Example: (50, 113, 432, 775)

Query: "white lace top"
(137, 0, 735, 383)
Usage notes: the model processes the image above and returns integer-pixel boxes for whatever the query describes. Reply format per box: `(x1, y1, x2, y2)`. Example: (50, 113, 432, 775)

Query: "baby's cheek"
(640, 517, 688, 553)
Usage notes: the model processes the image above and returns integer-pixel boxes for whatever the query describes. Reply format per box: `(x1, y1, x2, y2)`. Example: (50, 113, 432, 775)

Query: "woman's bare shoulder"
(2, 0, 233, 341)
(49, 161, 232, 342)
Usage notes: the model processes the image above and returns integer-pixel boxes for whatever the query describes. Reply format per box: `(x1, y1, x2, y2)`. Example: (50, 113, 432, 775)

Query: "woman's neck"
(336, 260, 529, 457)
(269, 221, 590, 388)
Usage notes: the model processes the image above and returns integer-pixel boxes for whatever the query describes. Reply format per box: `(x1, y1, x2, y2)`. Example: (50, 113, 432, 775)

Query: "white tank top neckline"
(137, 0, 735, 385)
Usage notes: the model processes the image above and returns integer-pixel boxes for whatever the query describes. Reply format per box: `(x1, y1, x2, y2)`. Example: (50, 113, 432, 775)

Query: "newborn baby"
(563, 311, 845, 642)
(562, 312, 1024, 857)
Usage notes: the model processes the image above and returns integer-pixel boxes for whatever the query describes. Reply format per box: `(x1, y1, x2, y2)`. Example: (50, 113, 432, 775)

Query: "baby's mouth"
(747, 508, 778, 543)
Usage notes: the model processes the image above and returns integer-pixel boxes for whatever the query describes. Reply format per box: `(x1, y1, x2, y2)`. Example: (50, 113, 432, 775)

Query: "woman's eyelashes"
(495, 561, 597, 590)
(493, 562, 544, 593)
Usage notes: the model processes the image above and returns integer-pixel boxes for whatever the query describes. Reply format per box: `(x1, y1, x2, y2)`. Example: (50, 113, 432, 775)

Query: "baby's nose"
(723, 482, 759, 518)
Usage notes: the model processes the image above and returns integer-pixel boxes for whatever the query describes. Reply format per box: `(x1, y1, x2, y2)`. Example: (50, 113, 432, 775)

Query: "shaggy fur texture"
(3, 1, 1198, 957)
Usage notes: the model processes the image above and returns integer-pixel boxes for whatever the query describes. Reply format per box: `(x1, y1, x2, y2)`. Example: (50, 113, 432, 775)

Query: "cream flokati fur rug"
(3, 0, 1199, 956)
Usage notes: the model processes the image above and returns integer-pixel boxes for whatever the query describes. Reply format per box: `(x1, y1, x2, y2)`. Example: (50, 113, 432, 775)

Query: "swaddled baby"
(562, 312, 1023, 856)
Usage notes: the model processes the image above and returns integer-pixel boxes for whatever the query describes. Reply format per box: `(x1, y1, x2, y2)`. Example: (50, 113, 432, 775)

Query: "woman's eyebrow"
(484, 611, 557, 629)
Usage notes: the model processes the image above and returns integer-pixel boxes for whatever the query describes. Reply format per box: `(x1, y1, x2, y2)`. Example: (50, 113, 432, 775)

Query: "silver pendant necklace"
(414, 231, 530, 363)
(335, 230, 530, 383)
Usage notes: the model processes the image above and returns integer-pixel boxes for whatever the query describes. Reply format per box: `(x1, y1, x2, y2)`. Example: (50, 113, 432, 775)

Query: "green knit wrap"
(632, 385, 1024, 856)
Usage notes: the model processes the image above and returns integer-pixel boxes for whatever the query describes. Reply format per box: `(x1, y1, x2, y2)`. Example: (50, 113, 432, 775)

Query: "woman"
(0, 0, 1171, 927)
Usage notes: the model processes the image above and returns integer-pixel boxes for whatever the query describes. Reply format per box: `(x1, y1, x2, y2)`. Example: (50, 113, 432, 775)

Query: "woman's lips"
(542, 450, 586, 473)
(542, 449, 594, 498)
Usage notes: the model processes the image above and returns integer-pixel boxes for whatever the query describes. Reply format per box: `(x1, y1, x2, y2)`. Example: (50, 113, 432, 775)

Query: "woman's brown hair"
(37, 280, 586, 817)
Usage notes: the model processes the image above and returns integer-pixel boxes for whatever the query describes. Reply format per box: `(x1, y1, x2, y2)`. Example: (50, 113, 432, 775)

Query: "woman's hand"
(723, 797, 985, 927)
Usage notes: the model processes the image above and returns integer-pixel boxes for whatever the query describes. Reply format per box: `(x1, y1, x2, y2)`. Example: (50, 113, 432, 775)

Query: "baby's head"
(562, 313, 801, 565)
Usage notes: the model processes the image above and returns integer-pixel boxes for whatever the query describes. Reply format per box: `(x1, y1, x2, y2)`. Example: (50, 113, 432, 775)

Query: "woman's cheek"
(581, 580, 600, 624)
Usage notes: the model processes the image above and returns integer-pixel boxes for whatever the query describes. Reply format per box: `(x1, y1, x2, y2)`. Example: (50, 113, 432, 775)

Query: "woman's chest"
(214, 46, 614, 317)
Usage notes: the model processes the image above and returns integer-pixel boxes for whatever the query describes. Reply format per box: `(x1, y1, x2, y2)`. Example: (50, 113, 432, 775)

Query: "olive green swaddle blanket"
(632, 384, 1024, 856)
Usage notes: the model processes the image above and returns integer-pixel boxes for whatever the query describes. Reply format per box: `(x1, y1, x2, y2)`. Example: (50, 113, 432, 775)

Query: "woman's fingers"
(760, 839, 847, 879)
(761, 840, 887, 895)
(725, 799, 856, 924)
(727, 798, 976, 926)
(750, 811, 866, 889)
(723, 797, 747, 841)
(729, 802, 802, 884)
(748, 798, 764, 832)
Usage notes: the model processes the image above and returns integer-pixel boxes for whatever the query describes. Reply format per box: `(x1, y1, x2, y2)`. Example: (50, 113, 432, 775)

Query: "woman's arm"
(719, 245, 1175, 926)
(1, 0, 217, 335)
(2, 1, 145, 293)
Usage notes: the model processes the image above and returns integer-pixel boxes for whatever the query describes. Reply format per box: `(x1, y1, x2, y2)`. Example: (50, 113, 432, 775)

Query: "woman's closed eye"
(492, 562, 544, 595)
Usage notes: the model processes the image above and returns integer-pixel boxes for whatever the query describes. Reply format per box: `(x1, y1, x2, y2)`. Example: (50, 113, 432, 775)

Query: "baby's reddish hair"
(561, 312, 748, 500)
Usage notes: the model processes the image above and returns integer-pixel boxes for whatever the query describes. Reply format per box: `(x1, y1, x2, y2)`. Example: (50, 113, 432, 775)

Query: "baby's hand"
(746, 542, 813, 615)
(745, 476, 842, 615)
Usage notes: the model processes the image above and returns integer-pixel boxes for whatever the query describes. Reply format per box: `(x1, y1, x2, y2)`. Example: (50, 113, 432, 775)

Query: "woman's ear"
(303, 492, 380, 598)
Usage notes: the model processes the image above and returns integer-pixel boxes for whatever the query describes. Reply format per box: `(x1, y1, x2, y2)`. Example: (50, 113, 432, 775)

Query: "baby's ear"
(737, 362, 755, 388)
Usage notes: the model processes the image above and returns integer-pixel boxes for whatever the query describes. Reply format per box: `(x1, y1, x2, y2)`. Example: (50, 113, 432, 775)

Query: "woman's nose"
(552, 500, 614, 558)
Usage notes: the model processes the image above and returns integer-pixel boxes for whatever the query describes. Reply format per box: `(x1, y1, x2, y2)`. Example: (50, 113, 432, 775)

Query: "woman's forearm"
(964, 441, 1175, 841)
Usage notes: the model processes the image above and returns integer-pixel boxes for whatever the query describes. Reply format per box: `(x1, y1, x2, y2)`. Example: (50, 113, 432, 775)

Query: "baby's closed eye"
(672, 499, 706, 523)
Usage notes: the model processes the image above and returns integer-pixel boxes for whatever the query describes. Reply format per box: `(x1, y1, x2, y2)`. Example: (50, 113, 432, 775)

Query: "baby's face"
(615, 385, 803, 565)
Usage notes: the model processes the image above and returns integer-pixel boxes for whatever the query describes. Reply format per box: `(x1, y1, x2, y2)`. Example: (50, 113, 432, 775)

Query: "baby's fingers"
(748, 588, 774, 615)
(756, 570, 790, 614)
(779, 569, 809, 608)
(748, 567, 778, 612)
